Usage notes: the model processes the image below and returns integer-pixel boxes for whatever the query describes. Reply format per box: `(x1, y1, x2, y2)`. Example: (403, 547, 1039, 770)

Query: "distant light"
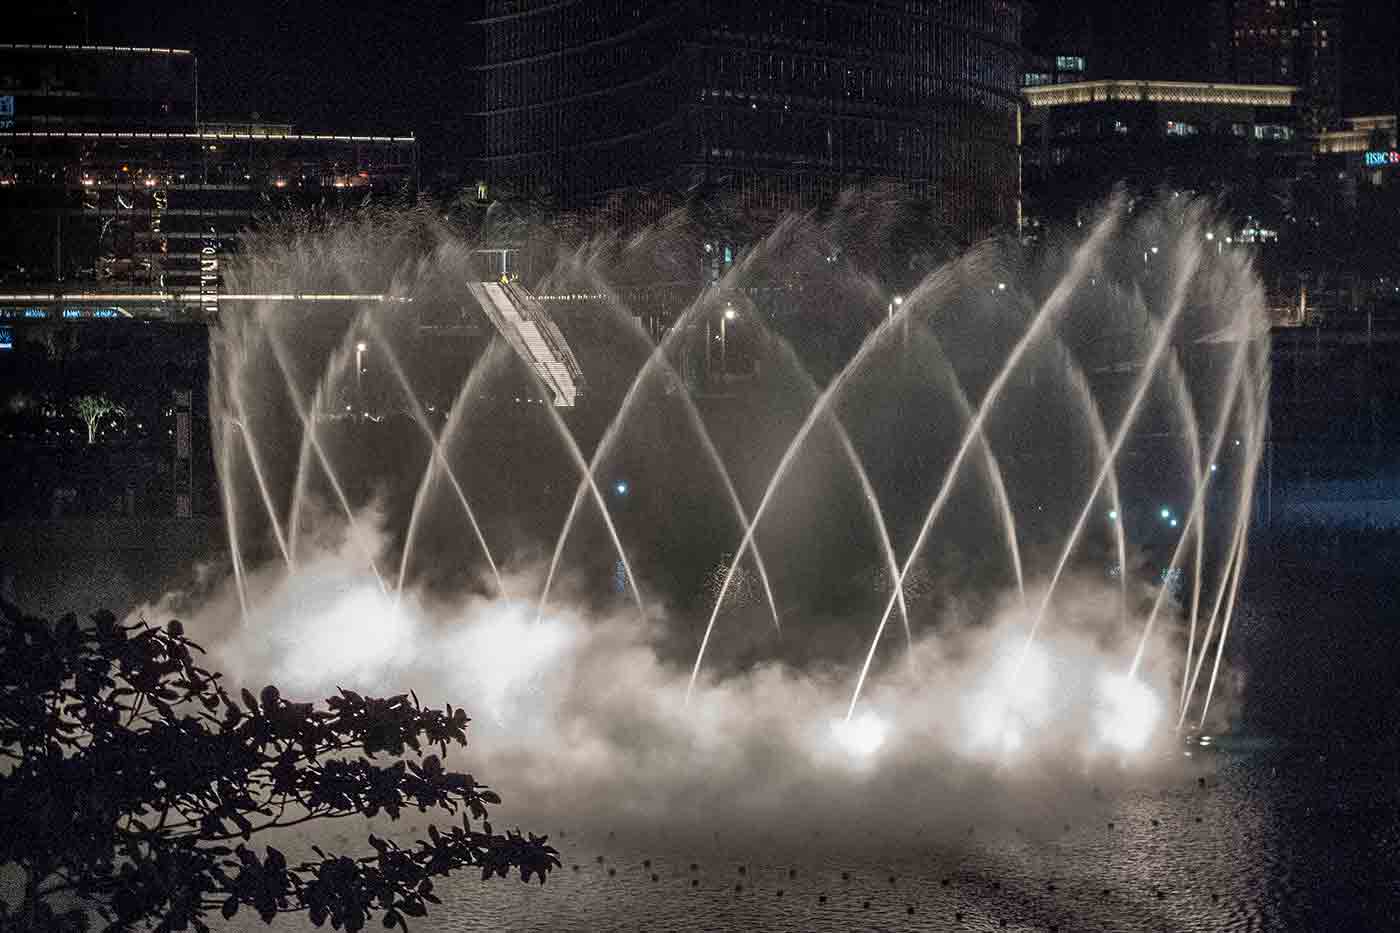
(1108, 509, 1118, 520)
(831, 712, 889, 759)
(614, 481, 629, 496)
(1205, 231, 1215, 241)
(996, 282, 1007, 291)
(893, 295, 904, 305)
(356, 341, 367, 351)
(1160, 508, 1171, 519)
(1234, 439, 1241, 446)
(1210, 463, 1218, 472)
(1170, 518, 1179, 528)
(1150, 246, 1159, 254)
(723, 307, 737, 321)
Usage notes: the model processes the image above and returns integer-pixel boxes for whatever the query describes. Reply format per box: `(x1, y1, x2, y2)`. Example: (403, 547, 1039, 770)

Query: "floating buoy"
(1107, 822, 1115, 829)
(955, 911, 964, 922)
(863, 900, 871, 909)
(889, 875, 897, 885)
(776, 889, 784, 898)
(651, 873, 659, 882)
(608, 868, 616, 877)
(818, 894, 827, 904)
(596, 856, 605, 864)
(941, 878, 950, 887)
(907, 905, 916, 915)
(689, 863, 698, 872)
(691, 879, 699, 888)
(1151, 819, 1160, 827)
(737, 866, 746, 875)
(789, 868, 797, 879)
(643, 859, 651, 868)
(571, 865, 579, 872)
(735, 883, 743, 893)
(841, 871, 850, 881)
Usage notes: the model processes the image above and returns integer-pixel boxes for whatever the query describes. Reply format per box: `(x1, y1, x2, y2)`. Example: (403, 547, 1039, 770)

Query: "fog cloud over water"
(135, 513, 1196, 837)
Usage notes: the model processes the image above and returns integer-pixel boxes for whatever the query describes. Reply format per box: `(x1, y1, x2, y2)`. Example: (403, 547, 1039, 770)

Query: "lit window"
(1166, 121, 1198, 137)
(1254, 124, 1294, 141)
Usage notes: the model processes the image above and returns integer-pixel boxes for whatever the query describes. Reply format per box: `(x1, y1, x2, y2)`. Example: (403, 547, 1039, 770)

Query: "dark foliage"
(0, 600, 558, 932)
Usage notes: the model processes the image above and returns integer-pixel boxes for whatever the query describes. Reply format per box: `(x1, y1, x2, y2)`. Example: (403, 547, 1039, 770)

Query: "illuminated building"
(468, 1, 1023, 243)
(1020, 78, 1304, 224)
(0, 44, 418, 298)
(1207, 0, 1344, 131)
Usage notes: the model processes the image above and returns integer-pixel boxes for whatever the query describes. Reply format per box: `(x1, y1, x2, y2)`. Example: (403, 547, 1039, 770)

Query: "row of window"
(698, 40, 1018, 113)
(478, 1, 661, 67)
(703, 0, 1020, 54)
(476, 35, 674, 112)
(1045, 118, 1297, 142)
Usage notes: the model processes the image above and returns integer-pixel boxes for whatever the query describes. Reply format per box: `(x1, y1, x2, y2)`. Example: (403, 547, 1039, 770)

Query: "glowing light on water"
(831, 712, 889, 759)
(966, 642, 1051, 758)
(249, 580, 417, 695)
(1095, 673, 1162, 753)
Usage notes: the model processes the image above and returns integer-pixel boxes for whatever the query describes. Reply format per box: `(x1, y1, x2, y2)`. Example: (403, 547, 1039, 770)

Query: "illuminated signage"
(1363, 150, 1399, 167)
(0, 326, 11, 350)
(0, 95, 12, 130)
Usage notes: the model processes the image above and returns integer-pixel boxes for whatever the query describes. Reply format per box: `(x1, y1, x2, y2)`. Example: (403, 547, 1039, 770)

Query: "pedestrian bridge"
(466, 280, 584, 407)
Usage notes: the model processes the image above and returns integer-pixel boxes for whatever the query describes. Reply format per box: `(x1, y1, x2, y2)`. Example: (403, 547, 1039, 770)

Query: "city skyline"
(13, 0, 1394, 185)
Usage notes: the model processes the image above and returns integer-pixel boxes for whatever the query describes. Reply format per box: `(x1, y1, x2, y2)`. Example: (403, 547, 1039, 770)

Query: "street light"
(719, 304, 738, 377)
(888, 293, 903, 322)
(355, 341, 368, 414)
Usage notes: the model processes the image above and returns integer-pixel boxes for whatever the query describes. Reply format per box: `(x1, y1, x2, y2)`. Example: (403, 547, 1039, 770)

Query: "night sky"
(16, 1, 1400, 182)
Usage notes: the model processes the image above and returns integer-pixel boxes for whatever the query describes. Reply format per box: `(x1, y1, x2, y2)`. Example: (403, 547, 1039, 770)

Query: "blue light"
(614, 481, 629, 496)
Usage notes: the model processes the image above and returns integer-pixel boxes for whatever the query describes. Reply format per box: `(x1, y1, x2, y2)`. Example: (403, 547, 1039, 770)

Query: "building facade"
(0, 44, 417, 314)
(468, 0, 1023, 243)
(1208, 0, 1344, 131)
(1021, 79, 1303, 220)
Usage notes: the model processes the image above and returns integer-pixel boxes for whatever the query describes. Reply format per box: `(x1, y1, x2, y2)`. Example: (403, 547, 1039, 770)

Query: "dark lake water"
(419, 745, 1398, 933)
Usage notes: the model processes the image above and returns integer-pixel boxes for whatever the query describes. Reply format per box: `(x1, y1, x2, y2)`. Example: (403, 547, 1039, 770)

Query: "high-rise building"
(468, 1, 1023, 242)
(1210, 0, 1344, 130)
